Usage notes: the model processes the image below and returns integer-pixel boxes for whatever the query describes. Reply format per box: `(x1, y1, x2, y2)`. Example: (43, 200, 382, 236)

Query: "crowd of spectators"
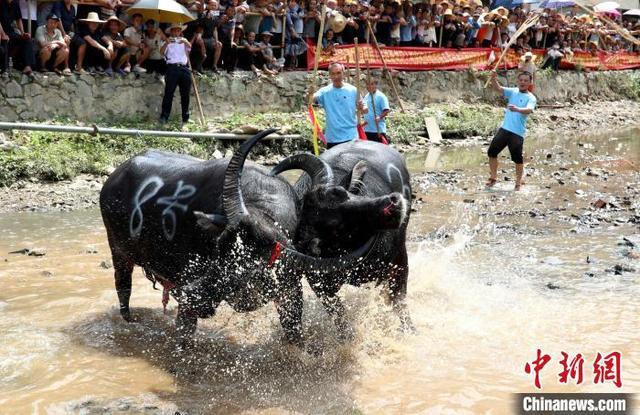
(0, 0, 639, 77)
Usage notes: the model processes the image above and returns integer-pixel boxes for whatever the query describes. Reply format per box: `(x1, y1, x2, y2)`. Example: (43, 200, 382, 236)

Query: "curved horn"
(269, 153, 334, 186)
(223, 128, 278, 227)
(280, 235, 379, 274)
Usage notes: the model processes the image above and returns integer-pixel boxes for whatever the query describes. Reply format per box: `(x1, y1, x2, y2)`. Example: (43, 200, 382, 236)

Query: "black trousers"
(365, 131, 390, 144)
(160, 64, 191, 122)
(0, 40, 7, 72)
(8, 33, 35, 69)
(542, 56, 561, 70)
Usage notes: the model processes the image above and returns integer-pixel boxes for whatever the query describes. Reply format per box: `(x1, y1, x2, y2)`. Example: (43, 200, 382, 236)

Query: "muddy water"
(1, 128, 639, 414)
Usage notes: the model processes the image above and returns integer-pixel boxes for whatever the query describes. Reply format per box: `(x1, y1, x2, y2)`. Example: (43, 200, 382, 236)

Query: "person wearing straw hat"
(311, 62, 367, 149)
(518, 51, 536, 91)
(102, 15, 130, 76)
(486, 70, 536, 191)
(75, 11, 110, 74)
(159, 23, 192, 128)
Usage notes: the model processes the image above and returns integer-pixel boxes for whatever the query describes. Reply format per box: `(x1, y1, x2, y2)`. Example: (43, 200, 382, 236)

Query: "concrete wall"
(0, 70, 637, 122)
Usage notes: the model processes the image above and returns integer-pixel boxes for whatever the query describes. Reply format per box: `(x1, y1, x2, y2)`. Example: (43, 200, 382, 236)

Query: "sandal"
(62, 68, 72, 76)
(485, 177, 497, 187)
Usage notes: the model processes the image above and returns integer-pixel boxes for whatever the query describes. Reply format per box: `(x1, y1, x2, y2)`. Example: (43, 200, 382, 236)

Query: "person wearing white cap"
(159, 23, 192, 128)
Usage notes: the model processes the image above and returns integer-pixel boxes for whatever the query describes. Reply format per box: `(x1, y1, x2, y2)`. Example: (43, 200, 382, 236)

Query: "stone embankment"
(0, 70, 637, 122)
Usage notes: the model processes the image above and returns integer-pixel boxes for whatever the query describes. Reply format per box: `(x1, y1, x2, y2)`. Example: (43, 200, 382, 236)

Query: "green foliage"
(0, 102, 503, 186)
(620, 73, 640, 100)
(388, 102, 502, 142)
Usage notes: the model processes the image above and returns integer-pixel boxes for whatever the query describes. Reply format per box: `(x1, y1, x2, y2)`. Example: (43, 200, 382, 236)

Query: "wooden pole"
(308, 5, 327, 156)
(345, 56, 351, 82)
(281, 12, 287, 58)
(188, 57, 206, 127)
(366, 20, 405, 112)
(366, 59, 381, 137)
(309, 4, 327, 106)
(354, 38, 362, 126)
(573, 2, 640, 46)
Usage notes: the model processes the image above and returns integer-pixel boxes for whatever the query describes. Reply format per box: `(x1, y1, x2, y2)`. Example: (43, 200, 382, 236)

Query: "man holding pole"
(486, 70, 536, 191)
(362, 76, 390, 144)
(311, 62, 367, 149)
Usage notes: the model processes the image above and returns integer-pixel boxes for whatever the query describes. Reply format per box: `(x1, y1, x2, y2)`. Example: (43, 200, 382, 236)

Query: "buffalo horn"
(223, 128, 278, 227)
(269, 153, 334, 186)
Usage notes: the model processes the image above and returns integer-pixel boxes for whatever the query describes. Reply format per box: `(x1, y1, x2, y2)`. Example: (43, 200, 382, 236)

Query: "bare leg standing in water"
(486, 71, 536, 191)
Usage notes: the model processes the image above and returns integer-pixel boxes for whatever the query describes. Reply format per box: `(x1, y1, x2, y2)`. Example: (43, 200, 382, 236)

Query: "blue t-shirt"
(314, 83, 362, 144)
(363, 90, 390, 134)
(501, 87, 536, 138)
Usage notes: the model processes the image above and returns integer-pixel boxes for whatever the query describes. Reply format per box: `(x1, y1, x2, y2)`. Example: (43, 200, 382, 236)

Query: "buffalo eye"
(325, 186, 349, 203)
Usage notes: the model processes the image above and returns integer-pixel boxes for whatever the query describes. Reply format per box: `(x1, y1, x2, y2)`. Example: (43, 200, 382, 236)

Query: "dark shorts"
(488, 128, 524, 164)
(365, 131, 390, 144)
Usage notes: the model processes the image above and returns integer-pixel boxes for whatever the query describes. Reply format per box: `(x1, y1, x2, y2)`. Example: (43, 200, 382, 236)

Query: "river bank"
(0, 99, 639, 213)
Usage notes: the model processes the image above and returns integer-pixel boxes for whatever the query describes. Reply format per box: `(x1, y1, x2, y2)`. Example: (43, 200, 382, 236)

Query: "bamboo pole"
(187, 58, 206, 127)
(484, 13, 541, 88)
(309, 4, 327, 106)
(366, 20, 405, 112)
(281, 12, 287, 58)
(573, 2, 640, 46)
(308, 5, 327, 155)
(366, 59, 381, 137)
(345, 56, 351, 82)
(354, 38, 362, 127)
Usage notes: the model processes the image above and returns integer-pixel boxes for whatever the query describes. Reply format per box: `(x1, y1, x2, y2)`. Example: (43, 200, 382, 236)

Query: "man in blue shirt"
(487, 70, 536, 191)
(312, 62, 367, 149)
(363, 77, 391, 144)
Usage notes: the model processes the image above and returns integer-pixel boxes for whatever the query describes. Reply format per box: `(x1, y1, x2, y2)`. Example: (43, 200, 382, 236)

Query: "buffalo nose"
(389, 194, 400, 205)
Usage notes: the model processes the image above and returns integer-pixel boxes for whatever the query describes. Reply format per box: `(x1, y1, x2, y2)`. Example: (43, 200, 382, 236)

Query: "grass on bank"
(0, 102, 502, 187)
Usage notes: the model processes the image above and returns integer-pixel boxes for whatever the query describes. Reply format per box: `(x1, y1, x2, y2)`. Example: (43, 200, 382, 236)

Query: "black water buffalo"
(99, 130, 403, 348)
(271, 140, 413, 336)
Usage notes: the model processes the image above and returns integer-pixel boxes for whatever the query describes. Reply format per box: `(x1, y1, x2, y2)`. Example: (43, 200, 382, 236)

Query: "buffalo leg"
(175, 302, 198, 349)
(275, 280, 304, 348)
(385, 245, 415, 333)
(113, 253, 134, 322)
(313, 289, 354, 342)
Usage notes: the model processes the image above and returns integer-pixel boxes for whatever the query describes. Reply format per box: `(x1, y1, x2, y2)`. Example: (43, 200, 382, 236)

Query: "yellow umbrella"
(126, 0, 195, 24)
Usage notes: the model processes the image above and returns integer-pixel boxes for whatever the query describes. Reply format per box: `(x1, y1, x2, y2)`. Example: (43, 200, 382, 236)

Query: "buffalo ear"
(347, 160, 367, 195)
(193, 211, 228, 233)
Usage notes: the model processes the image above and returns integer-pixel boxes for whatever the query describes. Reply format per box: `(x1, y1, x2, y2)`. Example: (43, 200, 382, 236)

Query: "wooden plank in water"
(423, 146, 441, 170)
(424, 117, 442, 144)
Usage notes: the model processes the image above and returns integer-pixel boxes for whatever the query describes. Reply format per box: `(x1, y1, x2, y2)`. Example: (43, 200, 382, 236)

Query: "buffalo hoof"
(120, 307, 132, 322)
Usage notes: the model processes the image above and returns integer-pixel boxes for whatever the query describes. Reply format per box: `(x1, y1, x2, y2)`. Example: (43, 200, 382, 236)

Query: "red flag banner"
(307, 43, 640, 71)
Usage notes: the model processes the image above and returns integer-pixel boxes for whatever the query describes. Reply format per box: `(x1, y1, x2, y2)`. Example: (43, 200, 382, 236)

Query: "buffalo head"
(270, 153, 408, 258)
